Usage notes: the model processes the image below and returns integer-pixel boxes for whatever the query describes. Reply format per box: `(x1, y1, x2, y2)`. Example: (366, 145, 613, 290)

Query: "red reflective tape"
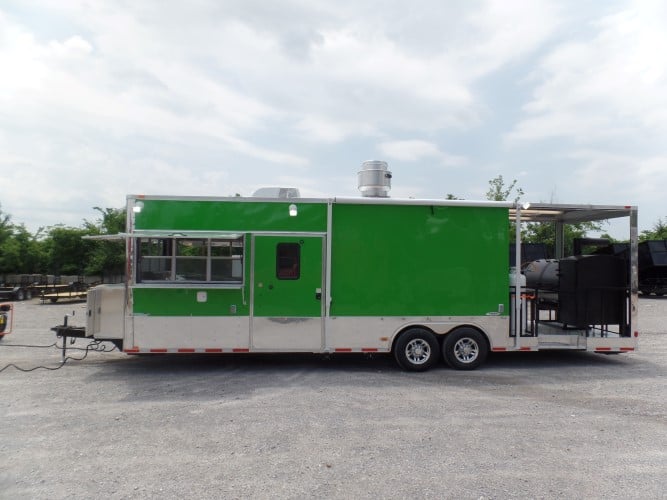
(595, 347, 612, 351)
(232, 348, 249, 353)
(361, 348, 378, 352)
(205, 348, 223, 353)
(620, 347, 635, 351)
(125, 348, 140, 354)
(518, 347, 532, 351)
(177, 348, 195, 353)
(150, 349, 168, 353)
(492, 347, 507, 352)
(335, 348, 352, 352)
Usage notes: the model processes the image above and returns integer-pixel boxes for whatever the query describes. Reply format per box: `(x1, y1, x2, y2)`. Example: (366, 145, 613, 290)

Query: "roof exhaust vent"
(358, 160, 392, 198)
(252, 187, 300, 198)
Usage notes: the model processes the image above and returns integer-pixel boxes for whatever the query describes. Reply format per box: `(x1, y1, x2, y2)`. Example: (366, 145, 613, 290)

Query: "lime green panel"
(133, 287, 249, 316)
(253, 236, 323, 317)
(330, 204, 509, 316)
(135, 199, 326, 232)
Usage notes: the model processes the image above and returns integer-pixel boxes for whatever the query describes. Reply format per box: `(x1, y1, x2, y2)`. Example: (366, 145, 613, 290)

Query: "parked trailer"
(39, 282, 91, 303)
(578, 238, 667, 297)
(638, 240, 667, 296)
(53, 175, 639, 370)
(0, 286, 32, 301)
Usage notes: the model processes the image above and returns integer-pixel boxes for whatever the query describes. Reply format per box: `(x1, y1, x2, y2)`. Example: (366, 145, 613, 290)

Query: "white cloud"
(295, 115, 378, 144)
(12, 0, 666, 233)
(568, 149, 667, 205)
(48, 35, 92, 57)
(508, 0, 667, 143)
(378, 140, 466, 166)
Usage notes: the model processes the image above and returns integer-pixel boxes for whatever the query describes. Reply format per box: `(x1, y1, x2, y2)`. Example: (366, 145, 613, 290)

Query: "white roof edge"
(126, 194, 513, 207)
(124, 194, 635, 214)
(127, 194, 329, 203)
(332, 197, 514, 208)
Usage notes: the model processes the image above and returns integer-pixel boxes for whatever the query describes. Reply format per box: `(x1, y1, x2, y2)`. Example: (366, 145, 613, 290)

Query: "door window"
(276, 243, 300, 280)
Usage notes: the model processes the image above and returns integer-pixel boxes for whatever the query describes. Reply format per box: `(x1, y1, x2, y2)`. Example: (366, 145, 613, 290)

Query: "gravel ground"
(0, 298, 665, 499)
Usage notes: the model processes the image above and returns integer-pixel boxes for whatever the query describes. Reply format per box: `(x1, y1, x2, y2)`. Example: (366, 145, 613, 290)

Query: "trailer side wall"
(330, 204, 509, 317)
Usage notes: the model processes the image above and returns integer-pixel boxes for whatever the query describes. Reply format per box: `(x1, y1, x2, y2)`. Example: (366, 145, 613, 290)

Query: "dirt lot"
(1, 298, 665, 499)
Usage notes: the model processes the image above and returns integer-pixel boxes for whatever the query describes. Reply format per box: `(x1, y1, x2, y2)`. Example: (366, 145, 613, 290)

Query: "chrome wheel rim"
(453, 338, 479, 363)
(406, 338, 431, 365)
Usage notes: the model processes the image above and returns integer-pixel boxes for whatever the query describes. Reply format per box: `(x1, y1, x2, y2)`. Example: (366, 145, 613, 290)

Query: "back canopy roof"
(512, 203, 636, 224)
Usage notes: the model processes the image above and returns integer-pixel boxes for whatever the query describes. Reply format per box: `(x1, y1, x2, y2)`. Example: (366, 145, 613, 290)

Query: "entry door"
(251, 235, 324, 350)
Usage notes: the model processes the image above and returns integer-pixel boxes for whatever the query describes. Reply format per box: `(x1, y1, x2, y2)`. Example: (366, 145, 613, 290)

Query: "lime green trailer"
(79, 194, 638, 371)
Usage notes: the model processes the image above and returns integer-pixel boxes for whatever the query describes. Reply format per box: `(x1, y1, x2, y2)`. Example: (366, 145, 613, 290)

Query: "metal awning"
(511, 203, 636, 223)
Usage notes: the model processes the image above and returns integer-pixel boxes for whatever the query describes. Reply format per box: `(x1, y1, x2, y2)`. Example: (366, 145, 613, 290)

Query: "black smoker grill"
(524, 254, 629, 335)
(558, 255, 627, 328)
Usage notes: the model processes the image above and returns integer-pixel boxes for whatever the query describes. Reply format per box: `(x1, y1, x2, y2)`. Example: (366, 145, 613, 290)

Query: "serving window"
(136, 236, 244, 283)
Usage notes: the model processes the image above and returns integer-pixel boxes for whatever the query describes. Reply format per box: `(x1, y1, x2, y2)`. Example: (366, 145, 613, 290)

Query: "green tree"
(0, 205, 15, 274)
(485, 175, 523, 242)
(522, 220, 603, 256)
(0, 224, 46, 274)
(486, 175, 524, 203)
(44, 226, 95, 276)
(639, 217, 667, 241)
(83, 207, 126, 280)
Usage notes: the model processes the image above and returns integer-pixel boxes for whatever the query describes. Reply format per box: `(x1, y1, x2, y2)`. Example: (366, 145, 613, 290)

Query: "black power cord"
(0, 339, 118, 373)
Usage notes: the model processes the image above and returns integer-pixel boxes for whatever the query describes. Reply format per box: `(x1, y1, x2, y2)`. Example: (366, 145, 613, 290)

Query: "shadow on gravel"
(79, 348, 657, 403)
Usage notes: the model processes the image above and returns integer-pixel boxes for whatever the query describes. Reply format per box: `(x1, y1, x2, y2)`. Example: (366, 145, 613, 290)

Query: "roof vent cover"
(252, 187, 300, 198)
(358, 160, 392, 197)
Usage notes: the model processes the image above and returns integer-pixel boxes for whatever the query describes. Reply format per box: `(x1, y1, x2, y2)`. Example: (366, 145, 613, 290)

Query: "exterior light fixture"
(289, 204, 298, 217)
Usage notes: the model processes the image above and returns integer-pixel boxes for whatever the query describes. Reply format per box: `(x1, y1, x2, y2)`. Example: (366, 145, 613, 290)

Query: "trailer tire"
(15, 289, 25, 301)
(394, 328, 439, 372)
(443, 328, 488, 370)
(25, 289, 32, 300)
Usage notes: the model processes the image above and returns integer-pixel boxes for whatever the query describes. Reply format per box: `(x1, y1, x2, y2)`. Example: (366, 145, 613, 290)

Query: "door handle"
(315, 288, 322, 300)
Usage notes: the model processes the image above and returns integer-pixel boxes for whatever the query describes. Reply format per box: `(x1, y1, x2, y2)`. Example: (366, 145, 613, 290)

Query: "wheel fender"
(441, 324, 491, 350)
(390, 322, 493, 349)
(390, 324, 438, 351)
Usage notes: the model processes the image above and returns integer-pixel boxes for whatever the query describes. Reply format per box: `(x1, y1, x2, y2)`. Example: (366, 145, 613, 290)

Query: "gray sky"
(1, 0, 665, 236)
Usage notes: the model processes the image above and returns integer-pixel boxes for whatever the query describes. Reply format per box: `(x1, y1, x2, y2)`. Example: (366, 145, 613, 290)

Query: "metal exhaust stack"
(358, 160, 392, 198)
